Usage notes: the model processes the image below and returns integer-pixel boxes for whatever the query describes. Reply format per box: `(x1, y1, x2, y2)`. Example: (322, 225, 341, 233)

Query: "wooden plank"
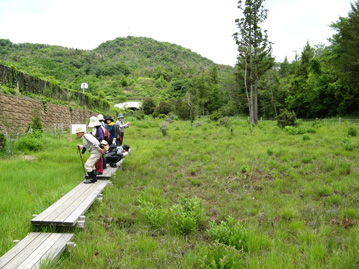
(32, 183, 89, 223)
(21, 233, 74, 269)
(1, 233, 52, 268)
(0, 233, 41, 268)
(41, 183, 100, 225)
(17, 233, 63, 268)
(63, 180, 110, 225)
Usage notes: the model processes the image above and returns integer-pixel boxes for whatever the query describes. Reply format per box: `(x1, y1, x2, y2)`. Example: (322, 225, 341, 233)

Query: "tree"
(330, 1, 359, 114)
(233, 0, 274, 135)
(142, 97, 156, 115)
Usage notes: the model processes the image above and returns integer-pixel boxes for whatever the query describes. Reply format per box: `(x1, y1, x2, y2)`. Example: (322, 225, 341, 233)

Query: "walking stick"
(78, 148, 87, 178)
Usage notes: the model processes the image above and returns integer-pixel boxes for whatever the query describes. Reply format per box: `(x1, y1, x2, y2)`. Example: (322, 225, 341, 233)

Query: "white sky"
(0, 0, 353, 66)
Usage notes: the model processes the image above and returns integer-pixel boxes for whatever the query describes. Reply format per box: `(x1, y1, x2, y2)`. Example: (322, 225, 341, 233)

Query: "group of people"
(75, 113, 131, 184)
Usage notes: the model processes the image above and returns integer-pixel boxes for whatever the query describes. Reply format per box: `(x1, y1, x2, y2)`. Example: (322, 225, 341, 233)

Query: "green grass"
(1, 119, 359, 267)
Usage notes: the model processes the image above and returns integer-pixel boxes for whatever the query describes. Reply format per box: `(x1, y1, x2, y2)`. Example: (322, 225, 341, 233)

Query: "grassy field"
(1, 117, 359, 268)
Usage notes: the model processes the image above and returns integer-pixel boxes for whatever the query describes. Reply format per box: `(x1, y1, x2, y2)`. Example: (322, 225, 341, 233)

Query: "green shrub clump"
(15, 135, 44, 151)
(170, 197, 205, 235)
(199, 242, 243, 268)
(277, 109, 297, 128)
(0, 133, 6, 154)
(142, 97, 156, 115)
(208, 216, 248, 251)
(348, 127, 358, 137)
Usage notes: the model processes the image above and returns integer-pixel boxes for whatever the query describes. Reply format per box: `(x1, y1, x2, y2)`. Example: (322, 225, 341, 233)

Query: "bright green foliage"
(208, 216, 248, 251)
(198, 242, 243, 268)
(170, 197, 205, 235)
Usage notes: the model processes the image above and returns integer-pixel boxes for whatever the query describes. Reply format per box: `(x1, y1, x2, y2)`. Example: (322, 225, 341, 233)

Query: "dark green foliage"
(277, 109, 297, 128)
(173, 99, 190, 120)
(210, 110, 223, 121)
(348, 126, 358, 137)
(0, 133, 6, 154)
(156, 101, 172, 115)
(142, 97, 156, 115)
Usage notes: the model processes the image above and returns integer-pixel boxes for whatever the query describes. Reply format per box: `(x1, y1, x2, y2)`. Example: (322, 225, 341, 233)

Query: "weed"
(198, 242, 243, 268)
(208, 216, 248, 251)
(170, 197, 205, 235)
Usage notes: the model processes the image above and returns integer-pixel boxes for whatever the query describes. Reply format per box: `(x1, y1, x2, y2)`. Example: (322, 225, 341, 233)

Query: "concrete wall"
(0, 93, 96, 133)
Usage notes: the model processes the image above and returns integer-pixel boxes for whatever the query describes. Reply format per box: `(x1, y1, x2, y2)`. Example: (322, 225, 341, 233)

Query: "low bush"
(348, 127, 358, 137)
(170, 197, 205, 235)
(15, 136, 44, 151)
(277, 109, 297, 128)
(198, 242, 243, 268)
(208, 216, 248, 251)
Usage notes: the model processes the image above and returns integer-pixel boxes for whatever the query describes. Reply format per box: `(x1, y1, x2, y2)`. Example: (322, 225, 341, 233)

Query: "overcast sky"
(0, 0, 353, 66)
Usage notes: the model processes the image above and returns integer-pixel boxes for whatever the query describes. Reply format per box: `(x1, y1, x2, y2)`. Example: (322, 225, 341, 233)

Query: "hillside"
(0, 37, 235, 104)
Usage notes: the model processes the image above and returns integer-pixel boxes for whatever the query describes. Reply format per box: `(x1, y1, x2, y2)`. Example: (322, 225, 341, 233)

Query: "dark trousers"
(117, 132, 124, 146)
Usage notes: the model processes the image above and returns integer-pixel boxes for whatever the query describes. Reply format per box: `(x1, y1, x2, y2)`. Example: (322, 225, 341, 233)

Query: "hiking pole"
(78, 147, 87, 178)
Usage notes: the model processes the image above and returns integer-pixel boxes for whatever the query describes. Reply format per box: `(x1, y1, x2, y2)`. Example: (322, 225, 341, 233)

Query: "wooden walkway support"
(0, 232, 74, 269)
(31, 180, 111, 228)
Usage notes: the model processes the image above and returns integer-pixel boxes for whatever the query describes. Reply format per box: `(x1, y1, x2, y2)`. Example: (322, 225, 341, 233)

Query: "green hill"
(0, 37, 235, 104)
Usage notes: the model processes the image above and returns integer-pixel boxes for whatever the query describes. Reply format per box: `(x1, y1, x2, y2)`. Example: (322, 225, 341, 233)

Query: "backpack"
(101, 126, 110, 142)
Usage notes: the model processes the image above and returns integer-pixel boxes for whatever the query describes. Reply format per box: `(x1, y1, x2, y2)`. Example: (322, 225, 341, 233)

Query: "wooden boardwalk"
(0, 232, 74, 269)
(97, 159, 123, 179)
(31, 180, 111, 228)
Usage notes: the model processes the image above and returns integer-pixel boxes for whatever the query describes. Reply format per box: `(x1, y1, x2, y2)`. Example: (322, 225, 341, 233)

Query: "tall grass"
(1, 119, 359, 267)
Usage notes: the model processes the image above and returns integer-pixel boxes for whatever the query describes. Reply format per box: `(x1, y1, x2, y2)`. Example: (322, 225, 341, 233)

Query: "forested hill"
(94, 36, 214, 69)
(0, 36, 235, 103)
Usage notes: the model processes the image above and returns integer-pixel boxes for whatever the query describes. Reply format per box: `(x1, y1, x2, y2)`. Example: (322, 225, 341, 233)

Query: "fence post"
(261, 117, 263, 121)
(339, 117, 341, 123)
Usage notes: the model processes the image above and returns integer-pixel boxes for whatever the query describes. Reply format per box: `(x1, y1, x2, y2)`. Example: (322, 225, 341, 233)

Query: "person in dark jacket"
(104, 116, 117, 145)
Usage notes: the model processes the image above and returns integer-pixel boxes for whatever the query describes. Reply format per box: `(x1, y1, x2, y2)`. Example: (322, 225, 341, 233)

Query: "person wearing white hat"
(88, 116, 105, 175)
(97, 114, 105, 127)
(76, 127, 106, 183)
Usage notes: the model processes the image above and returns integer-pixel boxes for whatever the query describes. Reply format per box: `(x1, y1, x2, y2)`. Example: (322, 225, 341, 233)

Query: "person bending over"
(76, 127, 106, 184)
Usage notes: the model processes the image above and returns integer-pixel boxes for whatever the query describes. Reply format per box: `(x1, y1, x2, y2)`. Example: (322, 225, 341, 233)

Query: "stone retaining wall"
(0, 93, 96, 133)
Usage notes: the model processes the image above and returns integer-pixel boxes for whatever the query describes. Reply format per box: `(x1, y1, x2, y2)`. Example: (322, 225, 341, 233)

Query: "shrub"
(138, 199, 168, 230)
(343, 138, 354, 151)
(15, 136, 44, 151)
(277, 109, 297, 128)
(208, 216, 248, 251)
(0, 133, 6, 154)
(156, 101, 172, 115)
(160, 121, 169, 136)
(170, 197, 205, 235)
(210, 110, 223, 121)
(142, 97, 156, 115)
(199, 242, 243, 268)
(348, 127, 358, 137)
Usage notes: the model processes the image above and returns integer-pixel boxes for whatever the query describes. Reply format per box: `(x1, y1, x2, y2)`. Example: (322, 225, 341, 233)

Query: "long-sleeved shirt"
(82, 133, 101, 154)
(115, 120, 129, 133)
(91, 126, 104, 141)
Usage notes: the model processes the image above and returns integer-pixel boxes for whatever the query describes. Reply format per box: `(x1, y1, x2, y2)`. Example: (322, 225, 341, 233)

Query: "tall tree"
(330, 1, 359, 114)
(233, 0, 274, 134)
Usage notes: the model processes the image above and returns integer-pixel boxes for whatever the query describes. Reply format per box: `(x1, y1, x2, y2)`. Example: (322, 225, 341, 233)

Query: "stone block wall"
(0, 93, 96, 133)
